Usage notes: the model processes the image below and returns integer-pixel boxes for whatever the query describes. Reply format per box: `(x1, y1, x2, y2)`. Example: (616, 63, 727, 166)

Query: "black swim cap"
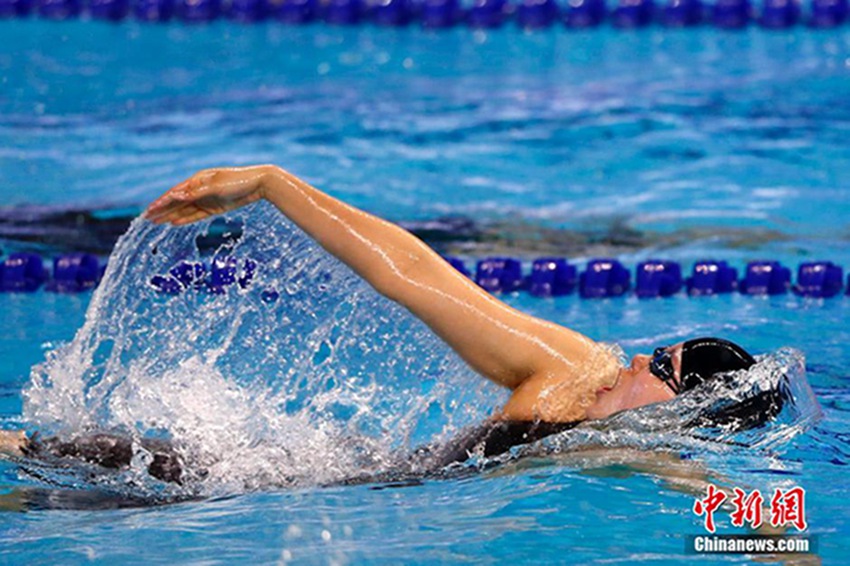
(679, 337, 756, 393)
(678, 337, 785, 431)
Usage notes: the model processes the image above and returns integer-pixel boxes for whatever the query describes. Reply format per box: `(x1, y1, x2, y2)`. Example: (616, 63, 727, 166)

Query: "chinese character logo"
(730, 488, 764, 529)
(770, 487, 808, 531)
(693, 485, 808, 533)
(693, 484, 727, 533)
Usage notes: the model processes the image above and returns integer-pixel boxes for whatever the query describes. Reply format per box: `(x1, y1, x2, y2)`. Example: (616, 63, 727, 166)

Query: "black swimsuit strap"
(433, 420, 579, 468)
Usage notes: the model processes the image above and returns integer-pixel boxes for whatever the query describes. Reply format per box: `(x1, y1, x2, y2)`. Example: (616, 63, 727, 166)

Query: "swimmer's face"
(585, 344, 684, 420)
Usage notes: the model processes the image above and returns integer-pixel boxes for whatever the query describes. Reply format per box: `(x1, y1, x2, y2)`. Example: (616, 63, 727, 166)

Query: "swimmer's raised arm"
(146, 166, 620, 420)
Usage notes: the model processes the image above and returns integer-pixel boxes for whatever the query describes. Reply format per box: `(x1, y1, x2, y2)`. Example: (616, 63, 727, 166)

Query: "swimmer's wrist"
(258, 164, 279, 201)
(259, 164, 297, 202)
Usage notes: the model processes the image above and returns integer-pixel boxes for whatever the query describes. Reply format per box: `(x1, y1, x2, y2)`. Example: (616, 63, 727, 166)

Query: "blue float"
(611, 0, 653, 27)
(529, 258, 577, 297)
(206, 255, 238, 294)
(661, 0, 702, 25)
(580, 259, 630, 299)
(516, 0, 557, 28)
(740, 260, 790, 295)
(267, 0, 317, 21)
(133, 0, 174, 20)
(176, 0, 220, 21)
(759, 0, 798, 27)
(37, 0, 80, 18)
(443, 256, 471, 278)
(713, 0, 749, 27)
(149, 257, 257, 295)
(635, 260, 682, 298)
(370, 0, 411, 24)
(149, 274, 183, 294)
(90, 0, 129, 19)
(466, 0, 509, 28)
(0, 0, 32, 16)
(809, 0, 847, 26)
(794, 261, 843, 298)
(226, 0, 266, 21)
(324, 0, 362, 23)
(564, 0, 606, 26)
(686, 260, 738, 295)
(420, 0, 461, 27)
(169, 260, 207, 289)
(476, 257, 523, 293)
(0, 253, 47, 292)
(47, 253, 100, 293)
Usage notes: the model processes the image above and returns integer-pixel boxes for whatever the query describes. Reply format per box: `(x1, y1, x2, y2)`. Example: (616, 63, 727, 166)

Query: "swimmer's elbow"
(370, 253, 430, 303)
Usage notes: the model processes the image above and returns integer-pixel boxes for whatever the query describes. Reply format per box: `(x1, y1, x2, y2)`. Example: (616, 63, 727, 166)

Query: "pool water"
(2, 20, 850, 564)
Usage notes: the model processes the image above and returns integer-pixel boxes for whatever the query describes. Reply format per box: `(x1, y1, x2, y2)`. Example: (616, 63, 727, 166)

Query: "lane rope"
(1, 251, 846, 298)
(0, 0, 846, 30)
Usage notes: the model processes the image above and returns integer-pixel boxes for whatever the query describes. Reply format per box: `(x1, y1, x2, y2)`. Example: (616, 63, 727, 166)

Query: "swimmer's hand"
(0, 430, 27, 458)
(145, 165, 272, 226)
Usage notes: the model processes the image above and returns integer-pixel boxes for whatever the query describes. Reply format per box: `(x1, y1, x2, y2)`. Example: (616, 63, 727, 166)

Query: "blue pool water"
(2, 20, 850, 564)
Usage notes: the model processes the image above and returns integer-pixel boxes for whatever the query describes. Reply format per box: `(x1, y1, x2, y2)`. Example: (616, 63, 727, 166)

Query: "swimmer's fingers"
(146, 168, 264, 224)
(172, 208, 212, 226)
(150, 196, 262, 227)
(145, 201, 195, 224)
(145, 174, 212, 218)
(145, 193, 194, 222)
(144, 196, 179, 220)
(155, 203, 211, 226)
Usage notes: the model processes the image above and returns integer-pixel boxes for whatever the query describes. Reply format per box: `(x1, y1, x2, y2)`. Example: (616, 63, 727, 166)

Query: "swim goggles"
(649, 347, 680, 395)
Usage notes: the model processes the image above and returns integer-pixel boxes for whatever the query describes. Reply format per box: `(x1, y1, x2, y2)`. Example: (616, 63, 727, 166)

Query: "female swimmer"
(0, 165, 778, 482)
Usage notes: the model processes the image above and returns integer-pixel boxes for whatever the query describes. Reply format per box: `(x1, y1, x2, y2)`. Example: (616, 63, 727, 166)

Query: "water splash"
(19, 202, 822, 499)
(515, 347, 822, 460)
(23, 202, 497, 496)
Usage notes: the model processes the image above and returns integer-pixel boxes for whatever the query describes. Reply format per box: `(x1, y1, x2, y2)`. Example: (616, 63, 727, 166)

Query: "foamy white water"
(23, 202, 494, 495)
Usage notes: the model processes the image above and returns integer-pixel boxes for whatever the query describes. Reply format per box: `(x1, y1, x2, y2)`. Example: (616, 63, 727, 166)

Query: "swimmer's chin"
(586, 368, 627, 420)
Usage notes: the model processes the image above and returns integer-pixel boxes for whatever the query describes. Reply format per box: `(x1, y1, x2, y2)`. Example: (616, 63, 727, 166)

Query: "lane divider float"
(0, 251, 848, 299)
(0, 0, 846, 29)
